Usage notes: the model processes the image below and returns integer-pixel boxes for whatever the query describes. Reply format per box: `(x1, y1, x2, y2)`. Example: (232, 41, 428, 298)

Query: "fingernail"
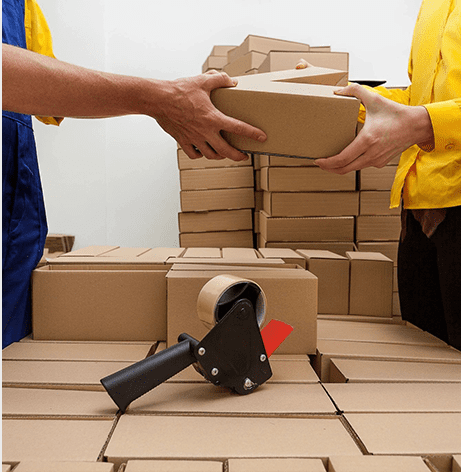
(232, 79, 238, 86)
(296, 64, 306, 70)
(258, 134, 267, 142)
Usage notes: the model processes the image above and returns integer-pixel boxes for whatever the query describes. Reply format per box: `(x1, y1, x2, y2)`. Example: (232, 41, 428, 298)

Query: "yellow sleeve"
(424, 99, 461, 153)
(25, 0, 63, 126)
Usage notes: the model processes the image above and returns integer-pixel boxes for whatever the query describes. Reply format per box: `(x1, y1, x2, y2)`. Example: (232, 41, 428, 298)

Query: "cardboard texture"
(261, 166, 356, 192)
(179, 230, 254, 248)
(180, 188, 255, 212)
(454, 456, 461, 472)
(177, 148, 251, 170)
(228, 458, 327, 472)
(2, 360, 133, 390)
(314, 339, 461, 382)
(297, 250, 349, 315)
(356, 241, 399, 265)
(104, 415, 361, 468)
(178, 209, 253, 233)
(327, 456, 432, 472)
(221, 247, 259, 260)
(212, 45, 236, 56)
(125, 382, 336, 416)
(257, 247, 306, 268)
(360, 166, 397, 190)
(179, 167, 254, 191)
(347, 252, 393, 317)
(260, 154, 317, 167)
(260, 212, 355, 242)
(2, 419, 114, 463)
(359, 190, 400, 215)
(325, 382, 461, 413)
(202, 54, 228, 72)
(263, 191, 359, 217)
(124, 461, 222, 472)
(344, 413, 461, 455)
(12, 463, 115, 472)
(182, 247, 222, 258)
(2, 387, 118, 419)
(32, 265, 167, 341)
(211, 67, 360, 158)
(166, 267, 318, 354)
(2, 466, 10, 472)
(261, 240, 356, 256)
(356, 216, 401, 242)
(1, 341, 154, 362)
(224, 51, 267, 76)
(258, 51, 349, 74)
(329, 357, 461, 383)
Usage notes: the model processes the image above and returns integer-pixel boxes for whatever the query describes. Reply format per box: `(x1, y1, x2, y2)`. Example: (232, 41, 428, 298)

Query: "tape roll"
(197, 274, 266, 330)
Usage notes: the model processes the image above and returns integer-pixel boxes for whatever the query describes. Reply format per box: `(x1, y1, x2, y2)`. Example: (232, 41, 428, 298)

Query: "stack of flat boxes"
(177, 147, 255, 248)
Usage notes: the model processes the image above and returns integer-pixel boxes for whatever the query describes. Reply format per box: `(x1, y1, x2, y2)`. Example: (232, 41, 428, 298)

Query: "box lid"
(182, 248, 222, 258)
(228, 458, 327, 472)
(124, 461, 222, 472)
(296, 249, 346, 260)
(328, 456, 432, 472)
(13, 463, 114, 472)
(346, 251, 392, 263)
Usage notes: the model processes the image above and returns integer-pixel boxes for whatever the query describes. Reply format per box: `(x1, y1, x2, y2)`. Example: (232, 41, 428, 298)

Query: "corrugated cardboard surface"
(177, 148, 251, 170)
(12, 463, 115, 472)
(360, 166, 397, 190)
(224, 51, 267, 76)
(222, 247, 259, 260)
(180, 188, 255, 212)
(179, 167, 254, 191)
(228, 458, 327, 472)
(179, 230, 254, 248)
(261, 240, 356, 256)
(178, 209, 253, 233)
(356, 215, 401, 242)
(356, 241, 399, 265)
(258, 247, 306, 268)
(260, 154, 317, 167)
(327, 456, 432, 472)
(124, 460, 222, 472)
(359, 190, 400, 216)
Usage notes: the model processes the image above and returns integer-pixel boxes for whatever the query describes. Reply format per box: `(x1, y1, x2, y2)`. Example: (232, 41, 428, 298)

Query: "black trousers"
(398, 206, 461, 351)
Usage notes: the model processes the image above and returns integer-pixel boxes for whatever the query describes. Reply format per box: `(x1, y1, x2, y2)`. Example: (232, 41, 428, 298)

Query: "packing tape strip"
(197, 274, 266, 330)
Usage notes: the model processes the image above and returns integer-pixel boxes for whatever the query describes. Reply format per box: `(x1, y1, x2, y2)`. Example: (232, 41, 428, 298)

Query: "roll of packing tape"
(197, 274, 266, 330)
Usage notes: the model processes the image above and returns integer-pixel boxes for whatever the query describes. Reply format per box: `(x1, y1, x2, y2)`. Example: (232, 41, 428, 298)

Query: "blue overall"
(2, 0, 48, 347)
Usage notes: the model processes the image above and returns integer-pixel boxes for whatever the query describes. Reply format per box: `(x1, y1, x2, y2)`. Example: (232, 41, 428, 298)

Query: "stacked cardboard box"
(201, 45, 236, 73)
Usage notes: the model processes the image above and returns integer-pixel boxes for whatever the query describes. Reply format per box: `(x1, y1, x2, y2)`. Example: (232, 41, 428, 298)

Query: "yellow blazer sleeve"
(424, 98, 461, 153)
(25, 0, 63, 126)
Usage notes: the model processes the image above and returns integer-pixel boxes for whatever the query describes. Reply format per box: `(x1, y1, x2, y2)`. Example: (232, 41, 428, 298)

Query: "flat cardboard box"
(356, 215, 401, 242)
(211, 67, 360, 158)
(2, 360, 133, 390)
(179, 167, 254, 191)
(260, 154, 316, 167)
(177, 148, 251, 170)
(228, 458, 327, 472)
(166, 267, 318, 354)
(180, 188, 255, 212)
(329, 357, 461, 383)
(454, 456, 461, 472)
(359, 190, 400, 215)
(261, 166, 356, 192)
(104, 415, 361, 468)
(124, 461, 222, 472)
(126, 382, 336, 416)
(2, 467, 10, 472)
(32, 264, 167, 341)
(260, 211, 355, 242)
(257, 247, 306, 268)
(222, 247, 259, 260)
(178, 209, 252, 233)
(347, 252, 393, 317)
(2, 387, 118, 419)
(179, 230, 254, 248)
(181, 248, 222, 258)
(228, 34, 310, 63)
(356, 241, 399, 266)
(2, 419, 114, 463)
(260, 240, 356, 256)
(258, 51, 348, 75)
(212, 45, 236, 57)
(296, 250, 349, 315)
(344, 413, 461, 455)
(359, 166, 397, 190)
(13, 463, 114, 472)
(318, 313, 404, 325)
(313, 339, 461, 382)
(327, 456, 432, 472)
(202, 54, 228, 73)
(223, 51, 267, 77)
(263, 191, 359, 217)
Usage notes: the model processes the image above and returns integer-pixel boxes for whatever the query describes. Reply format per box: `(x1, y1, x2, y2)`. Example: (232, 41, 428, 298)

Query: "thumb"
(202, 70, 238, 91)
(334, 83, 376, 107)
(296, 58, 313, 69)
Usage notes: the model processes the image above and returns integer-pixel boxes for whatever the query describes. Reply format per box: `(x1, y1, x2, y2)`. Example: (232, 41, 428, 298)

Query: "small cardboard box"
(296, 250, 349, 315)
(166, 267, 318, 354)
(212, 45, 236, 57)
(211, 67, 360, 158)
(359, 166, 397, 190)
(261, 240, 356, 256)
(261, 166, 356, 192)
(347, 252, 393, 317)
(201, 55, 228, 73)
(263, 191, 359, 217)
(222, 247, 260, 260)
(356, 215, 401, 242)
(224, 51, 267, 77)
(179, 230, 254, 248)
(356, 241, 399, 266)
(328, 456, 433, 472)
(228, 458, 327, 472)
(260, 211, 355, 242)
(258, 247, 306, 268)
(179, 167, 254, 191)
(124, 461, 222, 472)
(359, 190, 400, 215)
(329, 357, 461, 383)
(178, 209, 253, 233)
(180, 188, 255, 212)
(260, 154, 317, 167)
(12, 462, 115, 472)
(177, 148, 251, 170)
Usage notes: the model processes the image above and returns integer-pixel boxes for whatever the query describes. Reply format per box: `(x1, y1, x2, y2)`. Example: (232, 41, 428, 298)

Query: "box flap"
(296, 249, 346, 260)
(346, 251, 392, 263)
(60, 246, 119, 257)
(328, 456, 434, 472)
(221, 247, 259, 259)
(182, 248, 222, 258)
(228, 458, 326, 472)
(13, 463, 114, 472)
(124, 461, 222, 472)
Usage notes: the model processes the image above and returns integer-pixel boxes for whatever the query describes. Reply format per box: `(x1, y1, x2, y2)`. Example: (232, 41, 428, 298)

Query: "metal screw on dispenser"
(198, 347, 206, 356)
(244, 378, 256, 390)
(211, 368, 219, 376)
(260, 354, 267, 362)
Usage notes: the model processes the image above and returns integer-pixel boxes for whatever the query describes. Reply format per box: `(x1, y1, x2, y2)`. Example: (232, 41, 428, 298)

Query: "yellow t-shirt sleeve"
(25, 0, 63, 126)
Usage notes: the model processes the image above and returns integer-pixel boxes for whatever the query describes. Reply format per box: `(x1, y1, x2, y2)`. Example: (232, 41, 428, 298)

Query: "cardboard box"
(347, 252, 393, 317)
(2, 419, 114, 463)
(261, 166, 356, 192)
(258, 51, 349, 74)
(359, 166, 397, 190)
(32, 263, 168, 341)
(178, 209, 253, 233)
(179, 167, 254, 191)
(201, 55, 228, 73)
(13, 463, 114, 472)
(356, 241, 399, 265)
(329, 357, 461, 383)
(222, 247, 259, 260)
(263, 191, 359, 217)
(104, 415, 361, 468)
(179, 230, 254, 248)
(328, 456, 433, 472)
(224, 51, 268, 77)
(228, 34, 310, 63)
(166, 267, 318, 354)
(359, 190, 400, 215)
(260, 211, 355, 242)
(344, 412, 461, 455)
(454, 456, 461, 472)
(177, 148, 251, 170)
(180, 188, 255, 212)
(260, 154, 317, 167)
(124, 461, 222, 472)
(356, 216, 401, 242)
(258, 247, 306, 268)
(228, 458, 327, 472)
(296, 250, 349, 315)
(181, 247, 222, 258)
(2, 466, 10, 472)
(212, 45, 236, 57)
(211, 67, 360, 158)
(313, 339, 461, 382)
(260, 240, 356, 256)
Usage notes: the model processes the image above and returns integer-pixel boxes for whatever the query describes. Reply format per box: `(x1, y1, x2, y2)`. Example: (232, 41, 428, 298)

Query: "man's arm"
(2, 43, 266, 160)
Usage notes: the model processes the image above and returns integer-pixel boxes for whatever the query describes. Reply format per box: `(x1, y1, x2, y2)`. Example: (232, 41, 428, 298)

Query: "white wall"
(34, 0, 422, 250)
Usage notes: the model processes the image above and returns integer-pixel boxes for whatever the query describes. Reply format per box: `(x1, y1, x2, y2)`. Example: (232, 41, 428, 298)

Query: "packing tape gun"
(100, 274, 293, 413)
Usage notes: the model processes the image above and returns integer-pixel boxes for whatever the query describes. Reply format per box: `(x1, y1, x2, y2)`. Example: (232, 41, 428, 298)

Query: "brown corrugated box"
(179, 167, 254, 190)
(259, 239, 356, 256)
(180, 188, 255, 212)
(257, 247, 306, 268)
(260, 154, 316, 167)
(178, 209, 253, 233)
(179, 230, 254, 248)
(359, 190, 400, 215)
(12, 462, 115, 472)
(356, 215, 401, 242)
(201, 55, 228, 73)
(328, 456, 433, 472)
(123, 461, 222, 472)
(223, 51, 267, 77)
(177, 148, 251, 170)
(359, 166, 397, 190)
(228, 458, 327, 472)
(356, 241, 399, 265)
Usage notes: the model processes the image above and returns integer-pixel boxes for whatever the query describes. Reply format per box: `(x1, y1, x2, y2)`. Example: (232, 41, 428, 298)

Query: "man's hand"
(313, 83, 434, 174)
(153, 70, 267, 161)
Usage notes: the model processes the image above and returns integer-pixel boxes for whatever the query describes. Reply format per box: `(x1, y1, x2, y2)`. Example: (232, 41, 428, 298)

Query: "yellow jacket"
(363, 0, 461, 209)
(25, 0, 63, 126)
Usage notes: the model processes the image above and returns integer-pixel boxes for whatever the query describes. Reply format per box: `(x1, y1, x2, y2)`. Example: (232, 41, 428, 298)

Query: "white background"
(34, 0, 422, 250)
